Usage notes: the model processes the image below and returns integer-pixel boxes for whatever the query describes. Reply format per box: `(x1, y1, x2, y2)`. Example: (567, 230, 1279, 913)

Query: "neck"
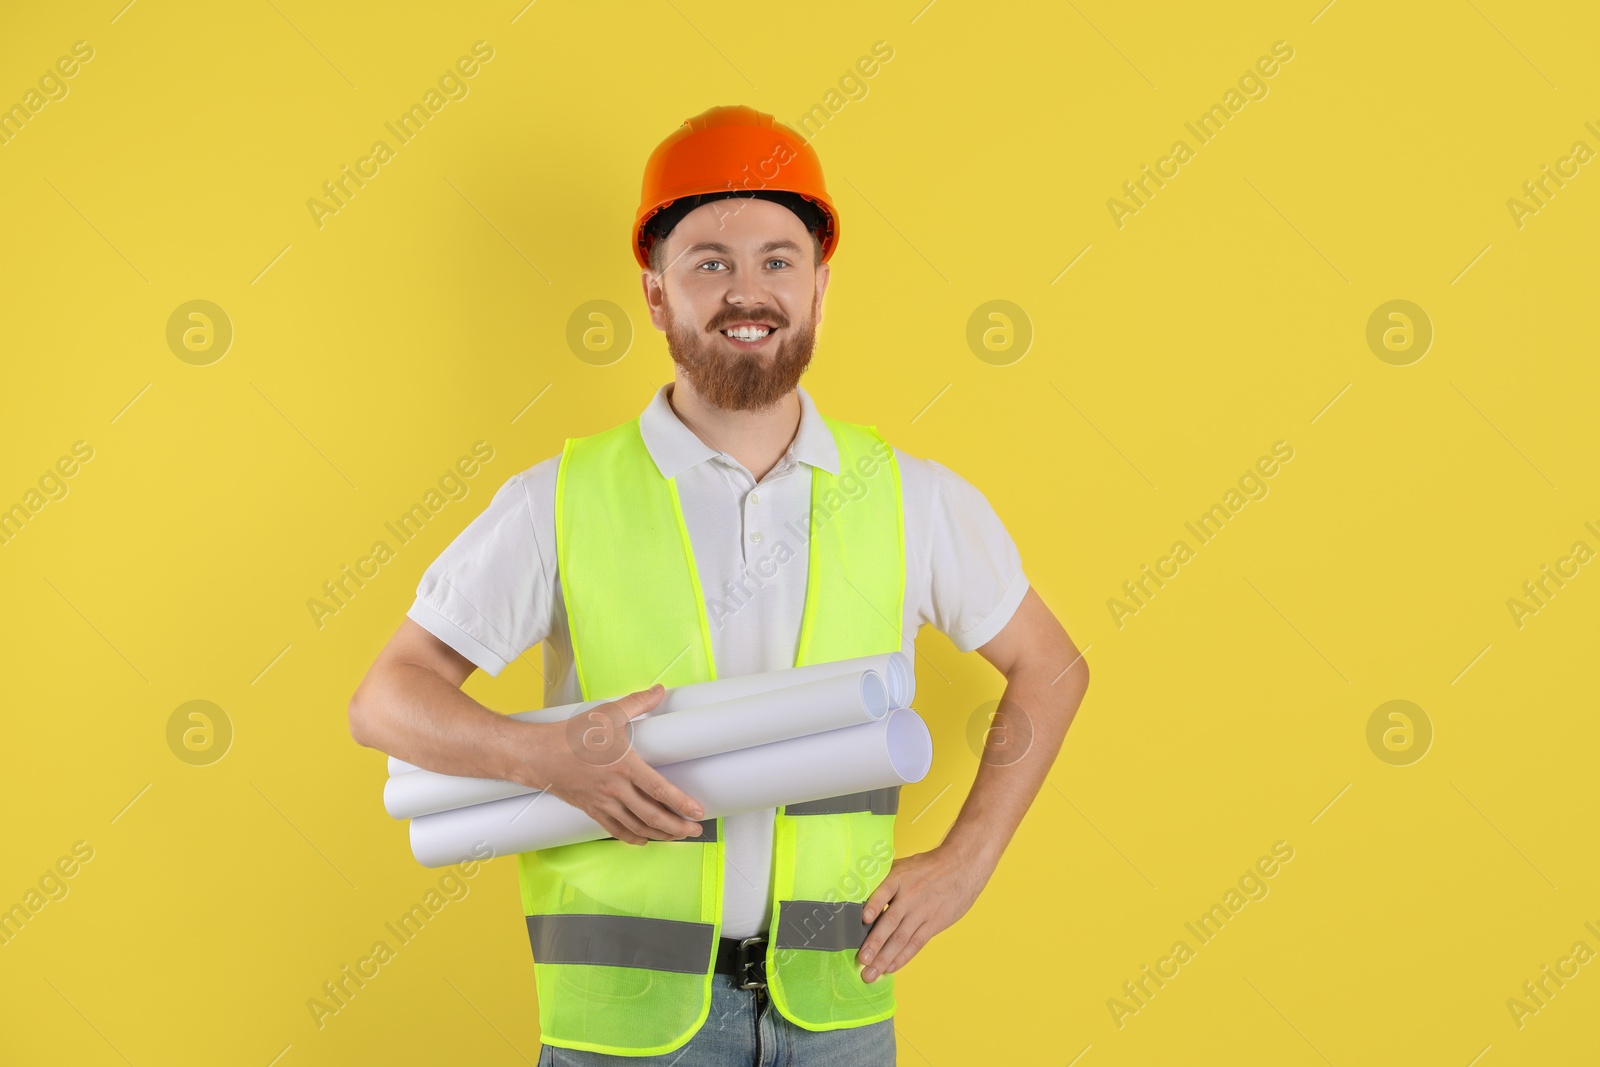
(666, 376, 801, 483)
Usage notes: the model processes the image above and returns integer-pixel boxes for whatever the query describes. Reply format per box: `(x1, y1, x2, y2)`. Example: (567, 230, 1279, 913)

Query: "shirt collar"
(639, 382, 840, 479)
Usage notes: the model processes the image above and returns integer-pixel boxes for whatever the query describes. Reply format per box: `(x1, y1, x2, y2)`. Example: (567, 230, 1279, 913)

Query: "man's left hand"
(856, 844, 991, 982)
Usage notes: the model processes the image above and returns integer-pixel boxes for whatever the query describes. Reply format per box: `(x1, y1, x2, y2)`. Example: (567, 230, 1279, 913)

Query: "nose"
(724, 265, 772, 310)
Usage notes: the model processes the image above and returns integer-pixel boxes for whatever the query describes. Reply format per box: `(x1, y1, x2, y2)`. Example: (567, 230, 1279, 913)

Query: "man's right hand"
(516, 684, 707, 846)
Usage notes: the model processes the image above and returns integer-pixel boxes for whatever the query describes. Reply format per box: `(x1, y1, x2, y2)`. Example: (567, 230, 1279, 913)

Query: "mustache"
(706, 311, 789, 332)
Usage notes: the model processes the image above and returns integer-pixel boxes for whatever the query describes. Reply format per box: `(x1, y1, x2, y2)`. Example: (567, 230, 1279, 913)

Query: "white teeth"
(724, 326, 771, 341)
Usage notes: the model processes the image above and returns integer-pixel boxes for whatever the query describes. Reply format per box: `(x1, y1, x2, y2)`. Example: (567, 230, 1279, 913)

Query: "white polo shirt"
(407, 381, 1029, 939)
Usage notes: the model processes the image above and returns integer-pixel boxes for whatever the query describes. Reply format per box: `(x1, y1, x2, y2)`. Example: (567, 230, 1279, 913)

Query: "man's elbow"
(347, 676, 383, 749)
(1061, 647, 1089, 696)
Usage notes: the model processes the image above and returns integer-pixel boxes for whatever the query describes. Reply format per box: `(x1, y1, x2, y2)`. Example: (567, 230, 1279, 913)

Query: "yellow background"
(2, 0, 1597, 1063)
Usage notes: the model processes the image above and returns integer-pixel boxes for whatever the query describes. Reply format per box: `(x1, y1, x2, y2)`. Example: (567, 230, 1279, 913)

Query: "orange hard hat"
(633, 105, 839, 270)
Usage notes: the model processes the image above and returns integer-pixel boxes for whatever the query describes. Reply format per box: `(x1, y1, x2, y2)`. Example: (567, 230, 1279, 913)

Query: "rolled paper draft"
(408, 706, 933, 868)
(383, 669, 890, 820)
(386, 649, 914, 775)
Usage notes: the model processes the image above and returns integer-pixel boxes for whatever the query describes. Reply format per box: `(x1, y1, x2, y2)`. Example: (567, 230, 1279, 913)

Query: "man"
(349, 105, 1089, 1064)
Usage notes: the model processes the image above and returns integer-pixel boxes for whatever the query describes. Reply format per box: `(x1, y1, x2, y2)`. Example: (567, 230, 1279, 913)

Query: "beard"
(663, 297, 818, 412)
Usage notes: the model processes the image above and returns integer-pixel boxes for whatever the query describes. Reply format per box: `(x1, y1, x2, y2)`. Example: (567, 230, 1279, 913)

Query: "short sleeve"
(405, 465, 557, 677)
(924, 459, 1029, 653)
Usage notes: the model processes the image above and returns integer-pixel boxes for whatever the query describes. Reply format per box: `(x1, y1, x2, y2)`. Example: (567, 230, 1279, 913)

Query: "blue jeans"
(535, 972, 896, 1066)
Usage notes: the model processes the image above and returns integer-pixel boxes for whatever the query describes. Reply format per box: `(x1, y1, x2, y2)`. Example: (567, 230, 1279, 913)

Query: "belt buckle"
(736, 936, 768, 990)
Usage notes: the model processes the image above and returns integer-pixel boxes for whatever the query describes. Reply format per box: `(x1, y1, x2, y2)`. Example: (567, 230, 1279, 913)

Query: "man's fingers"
(611, 793, 676, 842)
(623, 781, 703, 839)
(631, 761, 705, 826)
(594, 809, 642, 845)
(862, 876, 898, 923)
(603, 802, 652, 845)
(858, 907, 902, 967)
(863, 914, 919, 981)
(614, 684, 668, 720)
(881, 921, 929, 974)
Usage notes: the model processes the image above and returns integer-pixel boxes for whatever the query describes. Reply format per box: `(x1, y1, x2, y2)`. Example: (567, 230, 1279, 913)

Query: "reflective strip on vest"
(775, 899, 871, 952)
(785, 787, 900, 817)
(599, 818, 719, 843)
(525, 901, 868, 969)
(525, 914, 715, 973)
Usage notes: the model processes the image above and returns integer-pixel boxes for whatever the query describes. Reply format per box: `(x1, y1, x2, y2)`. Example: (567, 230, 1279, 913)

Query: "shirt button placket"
(746, 490, 762, 556)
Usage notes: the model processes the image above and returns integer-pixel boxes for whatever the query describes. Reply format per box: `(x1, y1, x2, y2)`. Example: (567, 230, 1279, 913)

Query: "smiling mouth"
(720, 324, 779, 343)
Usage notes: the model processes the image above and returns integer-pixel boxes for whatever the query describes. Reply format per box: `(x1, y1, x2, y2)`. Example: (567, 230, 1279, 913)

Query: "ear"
(642, 269, 669, 331)
(813, 261, 831, 325)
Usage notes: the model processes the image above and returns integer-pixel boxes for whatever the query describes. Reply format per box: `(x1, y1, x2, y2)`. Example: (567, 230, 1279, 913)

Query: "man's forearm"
(350, 664, 536, 784)
(938, 656, 1089, 873)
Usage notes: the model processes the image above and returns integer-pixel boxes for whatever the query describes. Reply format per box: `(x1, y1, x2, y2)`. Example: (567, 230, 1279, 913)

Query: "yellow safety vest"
(519, 411, 906, 1055)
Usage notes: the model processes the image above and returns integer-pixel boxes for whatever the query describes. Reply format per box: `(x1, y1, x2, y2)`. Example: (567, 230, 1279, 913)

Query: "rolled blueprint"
(408, 706, 933, 868)
(383, 669, 891, 820)
(386, 650, 914, 775)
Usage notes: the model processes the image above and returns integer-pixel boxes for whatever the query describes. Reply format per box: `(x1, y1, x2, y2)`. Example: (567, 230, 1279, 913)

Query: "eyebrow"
(681, 239, 803, 257)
